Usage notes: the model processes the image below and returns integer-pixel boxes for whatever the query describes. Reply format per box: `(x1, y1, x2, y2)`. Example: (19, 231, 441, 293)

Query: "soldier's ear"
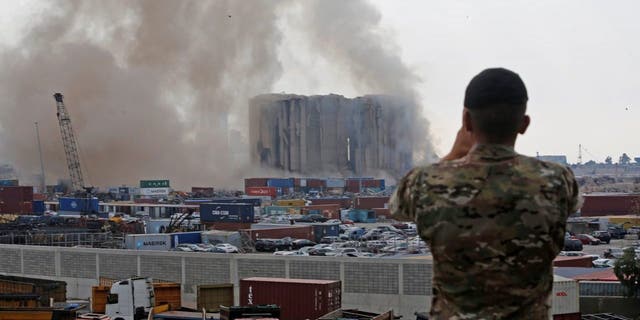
(463, 108, 473, 133)
(518, 115, 530, 135)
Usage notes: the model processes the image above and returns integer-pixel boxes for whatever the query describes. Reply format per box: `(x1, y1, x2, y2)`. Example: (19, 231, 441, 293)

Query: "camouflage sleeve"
(390, 168, 422, 222)
(551, 166, 581, 254)
(564, 167, 582, 214)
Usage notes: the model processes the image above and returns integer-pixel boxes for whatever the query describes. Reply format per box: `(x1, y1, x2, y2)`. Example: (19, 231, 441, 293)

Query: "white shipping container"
(140, 187, 171, 196)
(551, 275, 580, 317)
(125, 233, 172, 251)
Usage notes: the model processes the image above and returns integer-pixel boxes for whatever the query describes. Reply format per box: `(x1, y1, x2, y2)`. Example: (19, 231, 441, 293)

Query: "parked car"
(576, 234, 601, 245)
(291, 239, 316, 249)
(320, 236, 340, 244)
(308, 248, 335, 256)
(294, 214, 328, 223)
(215, 243, 239, 253)
(563, 238, 583, 251)
(593, 258, 615, 268)
(603, 248, 625, 259)
(592, 231, 611, 244)
(608, 226, 626, 239)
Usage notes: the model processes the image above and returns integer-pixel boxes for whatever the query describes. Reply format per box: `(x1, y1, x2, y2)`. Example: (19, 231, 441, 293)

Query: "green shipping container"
(140, 180, 170, 188)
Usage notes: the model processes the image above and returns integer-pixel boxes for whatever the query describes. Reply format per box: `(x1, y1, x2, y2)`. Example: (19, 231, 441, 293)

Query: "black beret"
(464, 68, 528, 109)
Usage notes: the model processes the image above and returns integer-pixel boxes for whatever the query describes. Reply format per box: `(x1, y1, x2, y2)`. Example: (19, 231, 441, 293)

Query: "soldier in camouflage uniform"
(391, 68, 580, 319)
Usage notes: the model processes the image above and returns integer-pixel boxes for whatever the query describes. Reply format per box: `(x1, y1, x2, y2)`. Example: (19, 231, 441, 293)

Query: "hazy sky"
(275, 0, 639, 163)
(2, 1, 638, 164)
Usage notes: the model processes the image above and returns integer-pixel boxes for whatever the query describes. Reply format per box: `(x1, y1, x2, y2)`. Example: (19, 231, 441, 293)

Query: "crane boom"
(54, 93, 85, 192)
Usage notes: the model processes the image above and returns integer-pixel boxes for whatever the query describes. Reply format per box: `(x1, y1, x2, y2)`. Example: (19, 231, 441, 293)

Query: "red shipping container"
(242, 225, 315, 241)
(20, 202, 33, 214)
(580, 194, 640, 216)
(134, 198, 159, 204)
(0, 186, 34, 213)
(245, 187, 277, 199)
(354, 196, 389, 210)
(33, 193, 47, 201)
(245, 178, 270, 188)
(207, 222, 252, 232)
(310, 198, 352, 209)
(306, 179, 326, 188)
(553, 256, 594, 268)
(240, 278, 341, 320)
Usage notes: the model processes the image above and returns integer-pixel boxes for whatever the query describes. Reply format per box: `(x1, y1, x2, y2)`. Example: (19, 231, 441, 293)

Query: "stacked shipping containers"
(200, 203, 255, 223)
(58, 197, 100, 213)
(0, 186, 34, 214)
(240, 278, 341, 320)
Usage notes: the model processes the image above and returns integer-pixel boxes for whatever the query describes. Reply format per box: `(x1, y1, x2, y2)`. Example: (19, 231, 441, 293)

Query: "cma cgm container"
(240, 277, 341, 320)
(125, 234, 172, 250)
(200, 203, 255, 223)
(551, 275, 580, 319)
(59, 197, 99, 213)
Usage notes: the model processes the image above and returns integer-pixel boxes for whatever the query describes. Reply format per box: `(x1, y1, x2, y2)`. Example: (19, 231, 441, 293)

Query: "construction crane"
(54, 93, 86, 192)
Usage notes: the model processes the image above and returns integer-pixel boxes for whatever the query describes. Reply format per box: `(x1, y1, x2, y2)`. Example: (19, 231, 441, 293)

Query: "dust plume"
(0, 0, 433, 190)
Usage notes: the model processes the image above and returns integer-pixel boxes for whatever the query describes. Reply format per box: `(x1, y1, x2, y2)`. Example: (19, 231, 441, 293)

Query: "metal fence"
(0, 232, 122, 248)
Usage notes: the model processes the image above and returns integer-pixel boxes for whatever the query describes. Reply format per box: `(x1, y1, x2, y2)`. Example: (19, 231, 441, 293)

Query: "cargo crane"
(54, 93, 96, 213)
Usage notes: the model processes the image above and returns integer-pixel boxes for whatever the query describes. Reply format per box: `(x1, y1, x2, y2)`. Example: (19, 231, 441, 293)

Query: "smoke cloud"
(0, 0, 433, 189)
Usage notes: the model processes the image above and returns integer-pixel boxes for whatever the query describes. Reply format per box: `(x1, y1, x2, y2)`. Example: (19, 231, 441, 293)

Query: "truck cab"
(105, 277, 155, 320)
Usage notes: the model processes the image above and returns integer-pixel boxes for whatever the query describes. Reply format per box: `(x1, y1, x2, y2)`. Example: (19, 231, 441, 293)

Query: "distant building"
(249, 94, 422, 177)
(537, 155, 568, 165)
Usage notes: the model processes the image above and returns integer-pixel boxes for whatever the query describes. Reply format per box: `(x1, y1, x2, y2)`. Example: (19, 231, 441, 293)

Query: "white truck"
(105, 277, 155, 320)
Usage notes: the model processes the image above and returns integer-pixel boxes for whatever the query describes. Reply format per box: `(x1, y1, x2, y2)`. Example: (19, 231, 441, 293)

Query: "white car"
(215, 243, 239, 253)
(273, 250, 308, 256)
(593, 258, 616, 268)
(325, 219, 342, 224)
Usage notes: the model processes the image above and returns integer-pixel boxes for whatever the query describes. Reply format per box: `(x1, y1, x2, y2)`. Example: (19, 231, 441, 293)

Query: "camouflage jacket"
(391, 144, 580, 319)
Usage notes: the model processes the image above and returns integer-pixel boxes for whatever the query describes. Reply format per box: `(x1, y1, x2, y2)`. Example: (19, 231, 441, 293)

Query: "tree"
(605, 156, 613, 165)
(614, 247, 640, 297)
(585, 160, 597, 166)
(619, 153, 631, 165)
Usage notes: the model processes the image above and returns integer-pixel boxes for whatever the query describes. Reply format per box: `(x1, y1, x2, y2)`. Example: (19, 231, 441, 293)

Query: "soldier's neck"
(474, 135, 517, 148)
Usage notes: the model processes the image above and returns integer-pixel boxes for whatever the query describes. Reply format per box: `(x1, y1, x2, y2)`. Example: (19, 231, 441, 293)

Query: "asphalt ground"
(577, 238, 639, 258)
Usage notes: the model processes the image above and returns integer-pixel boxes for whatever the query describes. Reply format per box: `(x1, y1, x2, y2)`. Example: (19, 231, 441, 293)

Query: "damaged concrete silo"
(249, 94, 417, 177)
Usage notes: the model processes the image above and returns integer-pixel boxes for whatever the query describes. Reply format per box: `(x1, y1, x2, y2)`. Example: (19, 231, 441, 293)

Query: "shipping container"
(245, 187, 277, 199)
(125, 233, 173, 251)
(0, 275, 66, 306)
(134, 197, 160, 204)
(553, 256, 594, 268)
(244, 178, 270, 188)
(191, 198, 261, 207)
(354, 196, 389, 210)
(140, 187, 171, 196)
(240, 277, 341, 320)
(33, 193, 47, 201)
(0, 179, 19, 186)
(306, 179, 327, 188)
(205, 222, 252, 232)
(0, 186, 34, 213)
(197, 284, 234, 312)
(140, 180, 170, 188)
(301, 204, 340, 220)
(200, 203, 255, 223)
(154, 283, 182, 310)
(579, 281, 633, 297)
(309, 198, 353, 209)
(551, 275, 579, 316)
(0, 294, 41, 308)
(348, 209, 376, 223)
(171, 231, 202, 246)
(220, 305, 280, 320)
(191, 187, 215, 197)
(58, 197, 99, 213)
(266, 178, 294, 188)
(263, 206, 301, 215)
(312, 223, 340, 243)
(91, 286, 109, 313)
(244, 225, 315, 242)
(326, 178, 345, 188)
(580, 193, 640, 216)
(274, 199, 306, 207)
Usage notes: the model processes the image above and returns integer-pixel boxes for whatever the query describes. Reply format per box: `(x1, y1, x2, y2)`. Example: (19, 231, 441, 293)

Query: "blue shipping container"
(0, 179, 19, 186)
(58, 197, 99, 213)
(171, 231, 202, 246)
(200, 203, 255, 223)
(326, 178, 345, 188)
(32, 200, 45, 214)
(312, 223, 340, 242)
(267, 178, 294, 188)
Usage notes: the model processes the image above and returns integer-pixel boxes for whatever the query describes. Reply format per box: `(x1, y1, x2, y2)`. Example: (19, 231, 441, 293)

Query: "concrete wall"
(0, 244, 431, 317)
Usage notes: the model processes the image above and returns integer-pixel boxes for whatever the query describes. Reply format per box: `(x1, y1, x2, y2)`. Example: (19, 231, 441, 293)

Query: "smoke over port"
(0, 0, 434, 189)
